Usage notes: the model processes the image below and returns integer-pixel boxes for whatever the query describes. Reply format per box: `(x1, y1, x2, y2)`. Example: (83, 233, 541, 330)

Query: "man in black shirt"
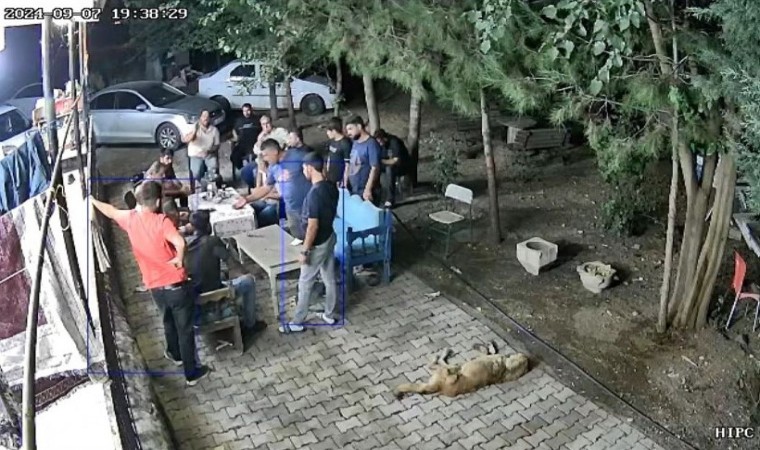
(230, 103, 260, 178)
(184, 211, 266, 333)
(324, 117, 351, 186)
(375, 129, 411, 206)
(279, 153, 339, 333)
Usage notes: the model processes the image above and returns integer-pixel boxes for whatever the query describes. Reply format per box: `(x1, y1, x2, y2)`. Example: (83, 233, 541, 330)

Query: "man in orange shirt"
(90, 181, 210, 386)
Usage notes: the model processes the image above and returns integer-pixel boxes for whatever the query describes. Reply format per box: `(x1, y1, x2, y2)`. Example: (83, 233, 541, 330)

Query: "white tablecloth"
(189, 189, 257, 238)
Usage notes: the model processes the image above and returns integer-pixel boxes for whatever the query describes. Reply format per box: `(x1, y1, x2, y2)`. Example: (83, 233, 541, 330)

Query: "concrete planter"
(516, 237, 558, 275)
(576, 261, 616, 294)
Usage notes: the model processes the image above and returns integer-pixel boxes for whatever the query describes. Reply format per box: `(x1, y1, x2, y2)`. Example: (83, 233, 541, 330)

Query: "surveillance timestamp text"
(3, 7, 104, 21)
(3, 7, 189, 21)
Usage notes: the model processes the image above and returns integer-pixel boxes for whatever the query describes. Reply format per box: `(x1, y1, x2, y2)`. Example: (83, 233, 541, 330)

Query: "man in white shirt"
(183, 110, 220, 186)
(241, 114, 289, 188)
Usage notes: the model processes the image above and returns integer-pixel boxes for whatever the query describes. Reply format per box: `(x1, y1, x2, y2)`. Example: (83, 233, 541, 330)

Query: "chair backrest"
(445, 184, 473, 205)
(732, 251, 747, 294)
(198, 285, 235, 306)
(338, 189, 382, 231)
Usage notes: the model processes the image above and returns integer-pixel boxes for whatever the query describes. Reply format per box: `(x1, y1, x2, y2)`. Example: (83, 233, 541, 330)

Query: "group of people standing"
(89, 106, 410, 385)
(228, 112, 407, 333)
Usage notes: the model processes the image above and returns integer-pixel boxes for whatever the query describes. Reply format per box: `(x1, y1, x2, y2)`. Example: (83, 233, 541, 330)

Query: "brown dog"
(395, 342, 529, 398)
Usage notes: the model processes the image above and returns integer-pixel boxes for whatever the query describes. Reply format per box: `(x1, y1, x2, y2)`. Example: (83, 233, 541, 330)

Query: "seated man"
(157, 149, 190, 206)
(240, 114, 289, 189)
(144, 161, 188, 227)
(184, 211, 266, 333)
(374, 129, 411, 206)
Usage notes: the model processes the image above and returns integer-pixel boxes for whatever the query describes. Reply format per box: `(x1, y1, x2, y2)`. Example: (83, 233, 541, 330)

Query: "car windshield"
(136, 84, 185, 107)
(0, 109, 31, 142)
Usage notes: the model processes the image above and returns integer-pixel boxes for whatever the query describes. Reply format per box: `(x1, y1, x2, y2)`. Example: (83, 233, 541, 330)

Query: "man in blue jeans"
(184, 211, 266, 334)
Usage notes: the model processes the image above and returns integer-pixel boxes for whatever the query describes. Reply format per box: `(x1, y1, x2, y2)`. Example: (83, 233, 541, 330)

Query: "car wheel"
(156, 123, 181, 151)
(211, 96, 231, 112)
(301, 94, 326, 116)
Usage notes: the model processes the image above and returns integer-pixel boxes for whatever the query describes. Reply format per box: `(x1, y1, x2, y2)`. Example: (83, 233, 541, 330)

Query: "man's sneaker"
(164, 351, 182, 367)
(278, 323, 305, 334)
(186, 365, 211, 386)
(321, 313, 336, 325)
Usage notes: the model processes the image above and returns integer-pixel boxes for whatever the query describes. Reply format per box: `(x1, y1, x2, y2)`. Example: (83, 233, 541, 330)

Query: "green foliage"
(124, 0, 212, 53)
(703, 0, 760, 214)
(540, 0, 647, 96)
(426, 133, 460, 193)
(532, 0, 670, 235)
(601, 179, 657, 236)
(586, 120, 661, 234)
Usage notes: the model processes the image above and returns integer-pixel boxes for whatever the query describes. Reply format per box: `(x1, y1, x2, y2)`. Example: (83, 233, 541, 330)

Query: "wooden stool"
(195, 286, 243, 356)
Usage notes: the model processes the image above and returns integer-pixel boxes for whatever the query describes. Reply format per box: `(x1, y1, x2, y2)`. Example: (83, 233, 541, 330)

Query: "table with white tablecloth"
(188, 188, 257, 238)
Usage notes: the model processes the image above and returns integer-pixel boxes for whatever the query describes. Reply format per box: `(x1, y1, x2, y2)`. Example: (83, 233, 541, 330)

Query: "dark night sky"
(0, 25, 70, 102)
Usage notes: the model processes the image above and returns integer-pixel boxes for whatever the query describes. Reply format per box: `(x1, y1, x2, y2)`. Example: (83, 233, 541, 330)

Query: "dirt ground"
(327, 86, 760, 450)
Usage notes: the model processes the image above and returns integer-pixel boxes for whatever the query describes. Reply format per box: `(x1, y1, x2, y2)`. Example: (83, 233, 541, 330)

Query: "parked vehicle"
(89, 81, 226, 151)
(0, 105, 34, 154)
(197, 60, 336, 116)
(5, 83, 44, 120)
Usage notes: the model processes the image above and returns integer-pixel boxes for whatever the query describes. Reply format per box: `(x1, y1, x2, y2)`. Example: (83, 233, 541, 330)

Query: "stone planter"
(576, 261, 616, 294)
(516, 238, 558, 275)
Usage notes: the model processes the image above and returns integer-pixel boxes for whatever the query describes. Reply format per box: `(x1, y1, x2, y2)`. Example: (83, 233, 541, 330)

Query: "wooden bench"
(509, 127, 570, 151)
(195, 285, 243, 356)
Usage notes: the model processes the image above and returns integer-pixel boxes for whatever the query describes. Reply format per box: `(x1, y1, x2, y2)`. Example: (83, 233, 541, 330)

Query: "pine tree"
(535, 0, 742, 331)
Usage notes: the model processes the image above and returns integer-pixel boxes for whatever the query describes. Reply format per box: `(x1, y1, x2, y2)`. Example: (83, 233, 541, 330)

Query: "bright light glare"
(0, 22, 5, 52)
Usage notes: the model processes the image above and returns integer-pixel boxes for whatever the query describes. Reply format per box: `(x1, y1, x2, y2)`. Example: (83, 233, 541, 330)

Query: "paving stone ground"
(107, 182, 665, 450)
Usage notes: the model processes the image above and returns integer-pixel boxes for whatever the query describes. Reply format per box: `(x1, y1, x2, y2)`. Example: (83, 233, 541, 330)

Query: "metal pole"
(68, 21, 86, 192)
(79, 23, 91, 161)
(41, 16, 58, 162)
(20, 116, 71, 450)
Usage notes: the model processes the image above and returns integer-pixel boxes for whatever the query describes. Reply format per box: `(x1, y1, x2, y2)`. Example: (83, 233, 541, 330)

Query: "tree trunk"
(657, 4, 679, 334)
(363, 73, 380, 134)
(669, 149, 714, 321)
(268, 82, 278, 120)
(480, 89, 502, 244)
(658, 124, 680, 333)
(284, 76, 297, 130)
(694, 153, 737, 326)
(408, 84, 423, 187)
(334, 57, 343, 118)
(0, 367, 20, 449)
(675, 153, 736, 329)
(646, 0, 732, 331)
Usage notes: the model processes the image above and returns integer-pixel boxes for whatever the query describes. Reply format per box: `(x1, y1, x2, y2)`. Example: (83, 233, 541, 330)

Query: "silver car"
(90, 81, 226, 151)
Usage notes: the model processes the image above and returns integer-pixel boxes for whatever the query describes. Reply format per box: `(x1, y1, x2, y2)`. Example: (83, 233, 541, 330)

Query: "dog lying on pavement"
(394, 342, 529, 398)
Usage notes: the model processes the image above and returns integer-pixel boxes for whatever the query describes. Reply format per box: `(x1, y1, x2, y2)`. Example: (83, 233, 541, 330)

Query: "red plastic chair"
(725, 251, 760, 331)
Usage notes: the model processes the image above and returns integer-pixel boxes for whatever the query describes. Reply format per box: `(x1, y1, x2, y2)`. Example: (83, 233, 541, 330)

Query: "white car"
(197, 60, 336, 116)
(0, 104, 34, 153)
